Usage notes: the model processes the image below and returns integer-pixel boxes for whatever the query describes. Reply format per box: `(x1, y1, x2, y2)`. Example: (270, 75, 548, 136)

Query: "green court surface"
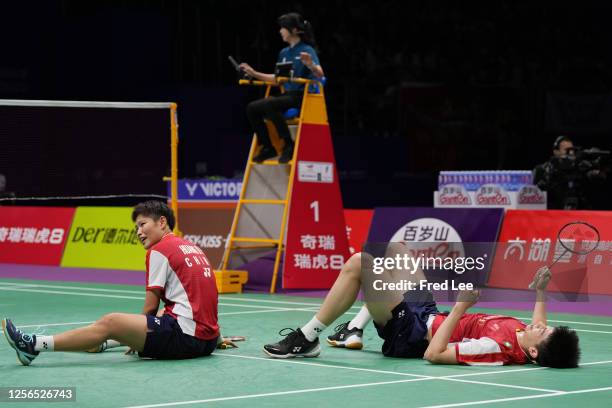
(0, 278, 611, 408)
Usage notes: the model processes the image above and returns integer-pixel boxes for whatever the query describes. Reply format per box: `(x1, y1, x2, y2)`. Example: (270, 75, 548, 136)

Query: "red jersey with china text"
(145, 233, 219, 340)
(432, 313, 529, 366)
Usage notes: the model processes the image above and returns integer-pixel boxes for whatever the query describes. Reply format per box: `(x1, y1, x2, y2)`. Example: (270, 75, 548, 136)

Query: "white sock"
(348, 306, 372, 330)
(301, 316, 327, 342)
(104, 339, 122, 350)
(34, 335, 55, 352)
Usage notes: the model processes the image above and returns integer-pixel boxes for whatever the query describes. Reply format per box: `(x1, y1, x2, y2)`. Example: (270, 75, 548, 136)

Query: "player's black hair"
(278, 12, 317, 48)
(132, 200, 175, 231)
(535, 326, 580, 368)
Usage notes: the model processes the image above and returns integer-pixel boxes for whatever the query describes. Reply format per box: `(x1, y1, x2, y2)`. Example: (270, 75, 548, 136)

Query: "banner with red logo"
(488, 210, 612, 295)
(366, 207, 504, 286)
(344, 209, 374, 254)
(284, 123, 351, 289)
(0, 206, 75, 265)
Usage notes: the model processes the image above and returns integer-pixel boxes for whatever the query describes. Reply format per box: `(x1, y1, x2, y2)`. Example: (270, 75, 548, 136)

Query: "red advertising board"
(0, 206, 75, 265)
(284, 123, 351, 289)
(488, 210, 612, 295)
(344, 209, 374, 254)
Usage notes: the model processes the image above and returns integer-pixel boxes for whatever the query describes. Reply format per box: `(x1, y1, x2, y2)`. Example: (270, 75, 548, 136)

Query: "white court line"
(214, 353, 562, 394)
(417, 386, 612, 408)
(221, 295, 361, 310)
(438, 359, 612, 379)
(0, 286, 321, 313)
(116, 355, 577, 408)
(4, 282, 612, 327)
(439, 377, 560, 393)
(214, 353, 612, 381)
(122, 353, 611, 408)
(13, 283, 609, 332)
(214, 352, 432, 378)
(0, 282, 143, 294)
(219, 307, 320, 316)
(121, 377, 432, 408)
(514, 316, 612, 328)
(0, 286, 144, 300)
(20, 321, 96, 328)
(573, 328, 612, 334)
(14, 307, 320, 329)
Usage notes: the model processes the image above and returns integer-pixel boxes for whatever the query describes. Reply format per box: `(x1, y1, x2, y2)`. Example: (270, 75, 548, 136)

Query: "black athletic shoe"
(2, 318, 39, 366)
(278, 142, 294, 164)
(253, 146, 277, 163)
(263, 328, 321, 359)
(326, 322, 363, 349)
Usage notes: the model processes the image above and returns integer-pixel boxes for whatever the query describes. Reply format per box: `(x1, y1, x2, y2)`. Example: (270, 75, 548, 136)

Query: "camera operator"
(533, 136, 608, 209)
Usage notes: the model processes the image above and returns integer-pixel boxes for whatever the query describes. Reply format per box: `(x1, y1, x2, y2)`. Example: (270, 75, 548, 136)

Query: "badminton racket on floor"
(529, 221, 600, 290)
(218, 336, 246, 349)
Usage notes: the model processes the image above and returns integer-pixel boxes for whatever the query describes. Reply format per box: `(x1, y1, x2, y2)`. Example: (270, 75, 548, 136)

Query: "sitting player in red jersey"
(263, 244, 580, 368)
(3, 201, 228, 366)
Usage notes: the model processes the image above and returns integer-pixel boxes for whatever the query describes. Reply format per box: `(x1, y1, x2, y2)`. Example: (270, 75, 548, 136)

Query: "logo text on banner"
(284, 124, 350, 289)
(488, 210, 612, 295)
(366, 207, 504, 286)
(61, 207, 146, 271)
(168, 179, 242, 201)
(0, 207, 75, 265)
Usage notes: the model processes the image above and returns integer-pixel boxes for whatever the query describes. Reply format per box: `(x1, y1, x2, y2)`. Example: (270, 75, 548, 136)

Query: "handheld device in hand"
(228, 56, 250, 79)
(228, 56, 240, 71)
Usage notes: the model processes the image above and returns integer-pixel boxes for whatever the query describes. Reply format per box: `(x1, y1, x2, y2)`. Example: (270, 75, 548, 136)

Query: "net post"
(170, 102, 181, 236)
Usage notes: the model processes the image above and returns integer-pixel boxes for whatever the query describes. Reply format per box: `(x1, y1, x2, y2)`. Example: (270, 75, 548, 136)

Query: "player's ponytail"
(278, 12, 318, 49)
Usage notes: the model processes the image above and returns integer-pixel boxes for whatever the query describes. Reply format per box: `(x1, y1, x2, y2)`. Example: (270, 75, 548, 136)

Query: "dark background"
(1, 0, 611, 208)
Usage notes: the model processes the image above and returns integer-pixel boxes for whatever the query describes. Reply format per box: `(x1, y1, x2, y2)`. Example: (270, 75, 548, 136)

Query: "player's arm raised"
(423, 290, 479, 364)
(530, 266, 551, 326)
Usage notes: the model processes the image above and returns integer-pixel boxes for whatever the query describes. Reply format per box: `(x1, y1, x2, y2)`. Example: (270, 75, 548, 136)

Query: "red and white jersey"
(146, 233, 219, 340)
(432, 313, 529, 366)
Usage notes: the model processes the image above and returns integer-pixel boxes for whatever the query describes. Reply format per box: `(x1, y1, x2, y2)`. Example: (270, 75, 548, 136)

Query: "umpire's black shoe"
(253, 146, 277, 163)
(278, 142, 294, 164)
(263, 328, 321, 359)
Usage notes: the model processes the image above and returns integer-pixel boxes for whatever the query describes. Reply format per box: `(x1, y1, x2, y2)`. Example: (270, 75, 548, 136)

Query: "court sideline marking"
(418, 386, 612, 408)
(1, 281, 611, 327)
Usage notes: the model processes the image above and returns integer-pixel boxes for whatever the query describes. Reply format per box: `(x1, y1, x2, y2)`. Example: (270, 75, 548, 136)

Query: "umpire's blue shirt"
(277, 41, 320, 91)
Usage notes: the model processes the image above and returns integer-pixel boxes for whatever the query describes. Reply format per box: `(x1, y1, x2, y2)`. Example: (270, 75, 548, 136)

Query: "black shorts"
(374, 290, 439, 358)
(139, 314, 217, 360)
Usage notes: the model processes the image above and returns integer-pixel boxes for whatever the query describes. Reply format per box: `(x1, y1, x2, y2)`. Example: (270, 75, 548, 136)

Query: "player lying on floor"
(2, 201, 236, 366)
(263, 244, 580, 367)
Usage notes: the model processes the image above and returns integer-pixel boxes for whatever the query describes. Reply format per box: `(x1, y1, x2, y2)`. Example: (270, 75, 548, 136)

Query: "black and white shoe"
(326, 322, 363, 350)
(263, 328, 321, 359)
(2, 318, 39, 366)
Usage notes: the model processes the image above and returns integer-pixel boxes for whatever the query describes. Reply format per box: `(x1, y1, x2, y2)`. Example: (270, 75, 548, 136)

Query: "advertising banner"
(344, 209, 374, 254)
(178, 208, 235, 269)
(0, 206, 75, 265)
(366, 207, 504, 286)
(434, 184, 547, 209)
(61, 207, 146, 271)
(283, 123, 351, 288)
(488, 210, 612, 295)
(168, 179, 242, 203)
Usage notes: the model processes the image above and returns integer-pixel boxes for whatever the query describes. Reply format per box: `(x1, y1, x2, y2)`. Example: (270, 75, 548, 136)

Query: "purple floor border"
(2, 263, 612, 317)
